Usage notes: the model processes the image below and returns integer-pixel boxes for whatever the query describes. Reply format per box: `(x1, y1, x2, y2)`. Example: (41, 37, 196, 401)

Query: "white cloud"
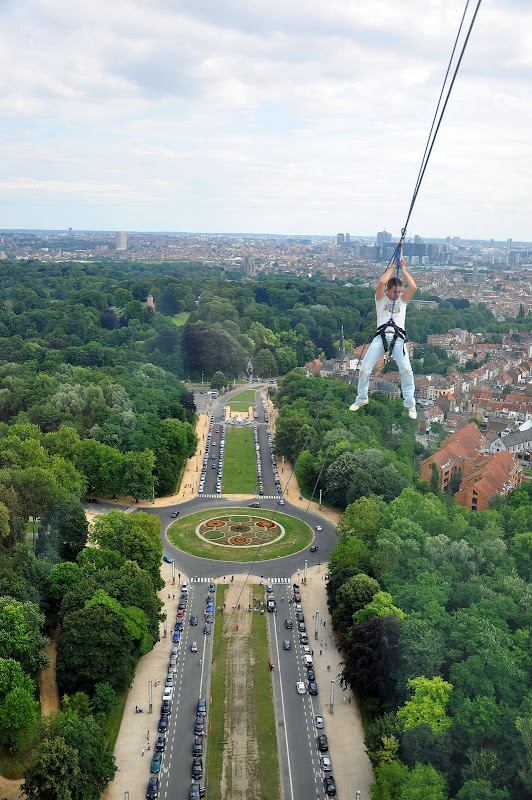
(0, 0, 531, 236)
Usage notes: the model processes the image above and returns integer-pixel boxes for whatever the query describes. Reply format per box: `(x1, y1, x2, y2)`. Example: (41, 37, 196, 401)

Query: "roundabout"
(167, 507, 314, 562)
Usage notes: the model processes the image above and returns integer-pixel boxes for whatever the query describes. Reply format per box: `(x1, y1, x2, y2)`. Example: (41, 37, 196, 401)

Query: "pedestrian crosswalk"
(197, 494, 283, 500)
(190, 576, 291, 584)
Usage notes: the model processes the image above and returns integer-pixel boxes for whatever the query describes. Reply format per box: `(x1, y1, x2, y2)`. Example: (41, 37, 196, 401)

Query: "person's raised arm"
(401, 264, 417, 302)
(376, 264, 396, 300)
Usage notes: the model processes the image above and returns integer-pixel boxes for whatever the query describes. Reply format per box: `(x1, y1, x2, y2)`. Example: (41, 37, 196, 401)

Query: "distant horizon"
(2, 228, 531, 247)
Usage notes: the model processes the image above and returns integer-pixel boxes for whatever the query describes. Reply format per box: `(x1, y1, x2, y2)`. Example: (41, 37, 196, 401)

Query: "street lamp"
(201, 372, 204, 387)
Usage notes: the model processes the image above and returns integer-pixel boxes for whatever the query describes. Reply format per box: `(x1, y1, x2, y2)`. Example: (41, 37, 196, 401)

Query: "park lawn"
(248, 585, 281, 800)
(230, 389, 257, 403)
(167, 508, 313, 562)
(223, 428, 258, 493)
(206, 585, 228, 800)
(227, 401, 254, 412)
(171, 311, 190, 326)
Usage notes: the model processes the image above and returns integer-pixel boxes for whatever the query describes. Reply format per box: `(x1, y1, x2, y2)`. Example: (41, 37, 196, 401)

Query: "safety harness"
(376, 318, 406, 357)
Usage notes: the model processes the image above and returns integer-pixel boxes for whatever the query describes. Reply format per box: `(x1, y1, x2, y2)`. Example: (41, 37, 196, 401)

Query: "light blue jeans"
(355, 334, 415, 408)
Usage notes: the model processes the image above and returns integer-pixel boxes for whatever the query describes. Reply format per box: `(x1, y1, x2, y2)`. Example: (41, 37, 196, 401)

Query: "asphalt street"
(151, 583, 215, 800)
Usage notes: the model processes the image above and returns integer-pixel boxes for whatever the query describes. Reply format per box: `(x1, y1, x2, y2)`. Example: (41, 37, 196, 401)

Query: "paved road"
(268, 591, 331, 800)
(153, 583, 215, 800)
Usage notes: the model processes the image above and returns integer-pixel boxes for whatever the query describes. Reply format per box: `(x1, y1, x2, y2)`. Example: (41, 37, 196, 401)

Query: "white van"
(181, 582, 188, 593)
(163, 687, 173, 701)
(304, 654, 313, 668)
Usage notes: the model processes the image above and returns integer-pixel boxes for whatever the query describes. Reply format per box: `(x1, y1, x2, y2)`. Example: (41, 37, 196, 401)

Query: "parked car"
(194, 716, 205, 735)
(158, 714, 169, 732)
(155, 736, 166, 752)
(146, 777, 159, 799)
(192, 736, 203, 757)
(191, 758, 203, 779)
(308, 681, 318, 695)
(197, 698, 207, 717)
(315, 715, 324, 729)
(324, 776, 337, 796)
(317, 734, 328, 752)
(296, 681, 306, 695)
(204, 624, 211, 635)
(150, 752, 162, 773)
(321, 755, 332, 771)
(162, 555, 174, 563)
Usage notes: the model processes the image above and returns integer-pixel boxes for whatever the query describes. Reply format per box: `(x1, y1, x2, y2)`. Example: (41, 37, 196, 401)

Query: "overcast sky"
(1, 0, 531, 239)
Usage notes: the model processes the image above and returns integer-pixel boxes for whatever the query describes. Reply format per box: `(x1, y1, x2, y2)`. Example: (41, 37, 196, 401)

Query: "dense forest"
(270, 372, 531, 800)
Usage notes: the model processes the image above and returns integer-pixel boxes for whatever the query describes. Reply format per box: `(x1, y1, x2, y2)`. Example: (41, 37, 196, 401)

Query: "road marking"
(271, 608, 295, 800)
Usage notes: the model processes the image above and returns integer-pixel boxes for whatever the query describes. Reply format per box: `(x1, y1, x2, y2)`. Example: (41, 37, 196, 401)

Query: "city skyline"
(1, 0, 531, 237)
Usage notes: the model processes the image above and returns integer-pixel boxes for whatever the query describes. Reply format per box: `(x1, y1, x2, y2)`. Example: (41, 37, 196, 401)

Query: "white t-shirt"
(375, 292, 407, 333)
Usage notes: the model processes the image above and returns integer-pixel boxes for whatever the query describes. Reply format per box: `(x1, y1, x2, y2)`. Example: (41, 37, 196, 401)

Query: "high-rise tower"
(115, 231, 127, 251)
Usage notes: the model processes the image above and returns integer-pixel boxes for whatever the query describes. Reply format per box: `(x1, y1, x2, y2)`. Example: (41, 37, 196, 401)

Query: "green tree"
(0, 597, 49, 680)
(46, 498, 89, 561)
(332, 573, 381, 633)
(353, 591, 406, 625)
(397, 676, 453, 734)
(455, 780, 510, 800)
(91, 681, 116, 714)
(253, 348, 278, 377)
(53, 712, 116, 796)
(120, 449, 155, 501)
(430, 462, 440, 494)
(56, 604, 135, 695)
(0, 657, 39, 747)
(90, 510, 163, 591)
(23, 736, 83, 800)
(399, 763, 448, 800)
(210, 371, 227, 392)
(337, 496, 382, 544)
(370, 760, 408, 800)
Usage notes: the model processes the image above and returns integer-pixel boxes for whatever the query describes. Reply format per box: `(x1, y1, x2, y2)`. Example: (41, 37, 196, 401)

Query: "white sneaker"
(349, 400, 368, 412)
(408, 407, 417, 420)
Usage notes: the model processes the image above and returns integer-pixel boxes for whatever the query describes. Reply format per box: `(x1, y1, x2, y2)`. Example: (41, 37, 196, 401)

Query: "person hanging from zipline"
(350, 258, 417, 420)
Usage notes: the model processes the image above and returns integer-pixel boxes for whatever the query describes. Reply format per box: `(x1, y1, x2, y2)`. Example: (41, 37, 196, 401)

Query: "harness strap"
(376, 319, 406, 357)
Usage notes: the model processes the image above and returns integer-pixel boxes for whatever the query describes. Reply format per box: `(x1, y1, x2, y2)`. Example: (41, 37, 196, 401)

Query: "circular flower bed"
(196, 515, 285, 548)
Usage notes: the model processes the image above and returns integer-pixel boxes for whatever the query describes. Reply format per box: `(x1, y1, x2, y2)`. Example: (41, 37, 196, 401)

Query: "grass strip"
(206, 585, 228, 800)
(249, 585, 282, 800)
(105, 686, 129, 752)
(168, 508, 313, 562)
(229, 389, 257, 403)
(223, 428, 259, 493)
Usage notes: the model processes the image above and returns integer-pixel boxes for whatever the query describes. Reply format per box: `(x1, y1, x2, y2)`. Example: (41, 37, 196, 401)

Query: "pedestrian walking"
(236, 624, 239, 631)
(323, 621, 326, 627)
(147, 730, 149, 740)
(320, 649, 322, 656)
(324, 642, 327, 648)
(348, 696, 351, 704)
(135, 705, 138, 713)
(142, 748, 145, 757)
(147, 742, 150, 751)
(343, 697, 347, 704)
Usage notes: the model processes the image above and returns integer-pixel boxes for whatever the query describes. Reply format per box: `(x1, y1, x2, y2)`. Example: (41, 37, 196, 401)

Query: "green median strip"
(206, 585, 228, 800)
(249, 585, 282, 800)
(223, 428, 259, 493)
